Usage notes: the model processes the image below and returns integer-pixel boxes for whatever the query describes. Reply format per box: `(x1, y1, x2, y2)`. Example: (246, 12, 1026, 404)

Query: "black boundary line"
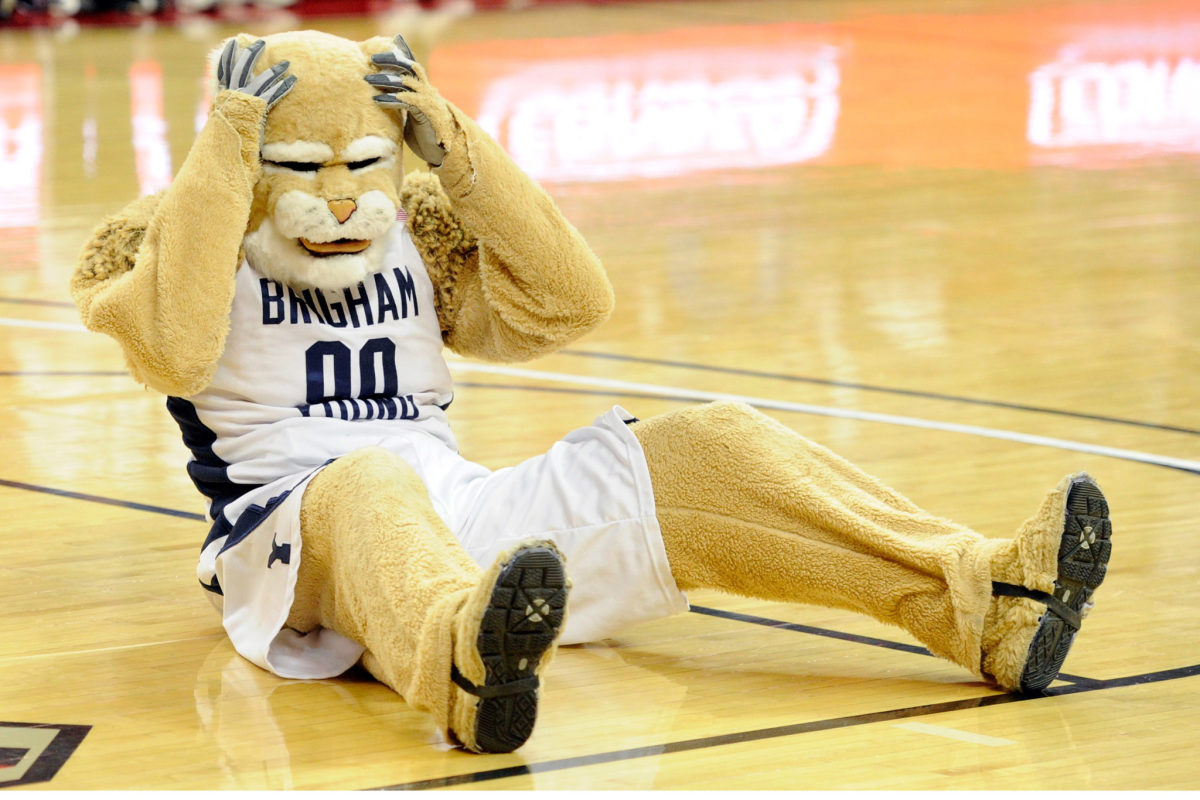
(375, 663, 1200, 791)
(0, 379, 1189, 679)
(3, 434, 1195, 786)
(0, 470, 1104, 687)
(0, 478, 204, 521)
(0, 367, 1190, 782)
(560, 349, 1200, 437)
(688, 605, 1094, 686)
(691, 604, 929, 655)
(0, 475, 1100, 683)
(0, 723, 91, 789)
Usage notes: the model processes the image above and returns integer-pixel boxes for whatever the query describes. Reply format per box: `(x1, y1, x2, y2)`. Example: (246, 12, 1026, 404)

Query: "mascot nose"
(328, 199, 357, 224)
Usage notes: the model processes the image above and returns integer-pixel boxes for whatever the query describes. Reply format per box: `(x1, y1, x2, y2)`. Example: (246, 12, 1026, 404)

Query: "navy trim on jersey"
(165, 396, 222, 465)
(166, 396, 264, 528)
(214, 486, 297, 558)
(197, 484, 299, 598)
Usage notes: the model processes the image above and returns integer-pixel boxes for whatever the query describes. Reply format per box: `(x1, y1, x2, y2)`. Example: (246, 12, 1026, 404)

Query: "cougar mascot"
(73, 31, 1112, 753)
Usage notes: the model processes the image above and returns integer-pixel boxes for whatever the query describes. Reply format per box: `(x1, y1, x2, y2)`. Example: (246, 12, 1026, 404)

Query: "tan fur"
(72, 30, 612, 393)
(424, 98, 615, 361)
(287, 447, 479, 744)
(980, 473, 1082, 689)
(70, 28, 1091, 751)
(236, 33, 403, 289)
(72, 90, 265, 396)
(71, 30, 606, 750)
(401, 171, 478, 341)
(632, 402, 1078, 684)
(287, 448, 563, 751)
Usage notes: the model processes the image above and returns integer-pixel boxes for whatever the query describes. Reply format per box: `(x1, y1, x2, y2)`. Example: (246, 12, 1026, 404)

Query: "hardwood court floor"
(1, 0, 1198, 790)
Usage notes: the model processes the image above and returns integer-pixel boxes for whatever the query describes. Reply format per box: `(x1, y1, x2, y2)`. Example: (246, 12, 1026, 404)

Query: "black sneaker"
(452, 544, 569, 753)
(994, 475, 1112, 692)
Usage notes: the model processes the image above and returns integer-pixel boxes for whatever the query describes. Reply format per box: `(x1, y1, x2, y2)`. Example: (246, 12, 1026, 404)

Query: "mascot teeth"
(298, 237, 371, 255)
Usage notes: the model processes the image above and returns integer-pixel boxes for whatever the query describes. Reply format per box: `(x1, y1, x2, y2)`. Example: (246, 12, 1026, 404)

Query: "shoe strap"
(992, 581, 1081, 629)
(451, 664, 540, 699)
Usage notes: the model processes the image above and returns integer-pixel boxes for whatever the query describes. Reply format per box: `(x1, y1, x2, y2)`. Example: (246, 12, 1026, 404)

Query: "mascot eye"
(264, 160, 322, 172)
(348, 158, 381, 170)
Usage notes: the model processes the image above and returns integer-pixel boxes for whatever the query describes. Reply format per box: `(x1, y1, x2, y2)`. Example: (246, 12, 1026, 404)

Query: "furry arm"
(71, 91, 266, 396)
(404, 103, 615, 362)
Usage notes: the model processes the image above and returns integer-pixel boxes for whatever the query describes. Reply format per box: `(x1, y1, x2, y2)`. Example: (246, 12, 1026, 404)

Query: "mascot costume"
(72, 32, 1112, 754)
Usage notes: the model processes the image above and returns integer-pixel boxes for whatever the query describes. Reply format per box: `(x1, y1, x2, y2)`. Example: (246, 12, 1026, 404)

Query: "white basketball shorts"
(203, 405, 690, 679)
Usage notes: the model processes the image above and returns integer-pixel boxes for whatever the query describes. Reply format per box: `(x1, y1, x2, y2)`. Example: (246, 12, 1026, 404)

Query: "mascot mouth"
(298, 237, 372, 256)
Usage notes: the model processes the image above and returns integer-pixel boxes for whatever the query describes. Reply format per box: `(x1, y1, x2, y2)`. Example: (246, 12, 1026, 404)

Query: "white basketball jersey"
(169, 224, 455, 557)
(165, 223, 689, 676)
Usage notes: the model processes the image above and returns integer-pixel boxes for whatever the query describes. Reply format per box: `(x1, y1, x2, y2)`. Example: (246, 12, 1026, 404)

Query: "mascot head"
(213, 31, 405, 291)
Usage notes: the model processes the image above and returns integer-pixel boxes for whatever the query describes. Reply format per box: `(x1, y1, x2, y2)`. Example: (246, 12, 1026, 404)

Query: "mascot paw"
(450, 542, 569, 753)
(986, 475, 1112, 692)
(216, 37, 296, 110)
(365, 34, 451, 168)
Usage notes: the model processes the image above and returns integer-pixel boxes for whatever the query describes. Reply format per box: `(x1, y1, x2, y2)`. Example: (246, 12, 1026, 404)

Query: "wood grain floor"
(1, 0, 1198, 790)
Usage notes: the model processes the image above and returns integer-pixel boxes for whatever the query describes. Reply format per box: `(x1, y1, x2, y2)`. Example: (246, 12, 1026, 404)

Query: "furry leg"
(630, 402, 1105, 688)
(285, 446, 568, 752)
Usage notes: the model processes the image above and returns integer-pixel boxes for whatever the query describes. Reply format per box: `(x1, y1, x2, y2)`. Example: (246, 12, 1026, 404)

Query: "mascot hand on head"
(72, 30, 1112, 756)
(72, 30, 616, 754)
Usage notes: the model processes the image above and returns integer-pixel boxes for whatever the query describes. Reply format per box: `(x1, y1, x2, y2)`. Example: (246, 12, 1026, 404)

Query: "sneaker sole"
(471, 546, 568, 754)
(1019, 476, 1112, 692)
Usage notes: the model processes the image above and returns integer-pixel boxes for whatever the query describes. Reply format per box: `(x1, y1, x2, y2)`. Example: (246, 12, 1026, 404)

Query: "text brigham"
(260, 267, 419, 328)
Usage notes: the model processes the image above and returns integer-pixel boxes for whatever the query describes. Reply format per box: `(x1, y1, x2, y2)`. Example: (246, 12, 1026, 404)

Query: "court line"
(562, 349, 1200, 437)
(0, 371, 128, 377)
(0, 303, 1192, 437)
(4, 475, 1191, 784)
(449, 367, 1200, 475)
(689, 605, 1095, 686)
(4, 315, 1197, 472)
(375, 662, 1200, 790)
(0, 297, 75, 309)
(0, 475, 1102, 685)
(5, 365, 1198, 476)
(376, 695, 1031, 790)
(892, 721, 1015, 747)
(0, 635, 224, 665)
(691, 604, 928, 656)
(0, 478, 204, 521)
(0, 319, 87, 333)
